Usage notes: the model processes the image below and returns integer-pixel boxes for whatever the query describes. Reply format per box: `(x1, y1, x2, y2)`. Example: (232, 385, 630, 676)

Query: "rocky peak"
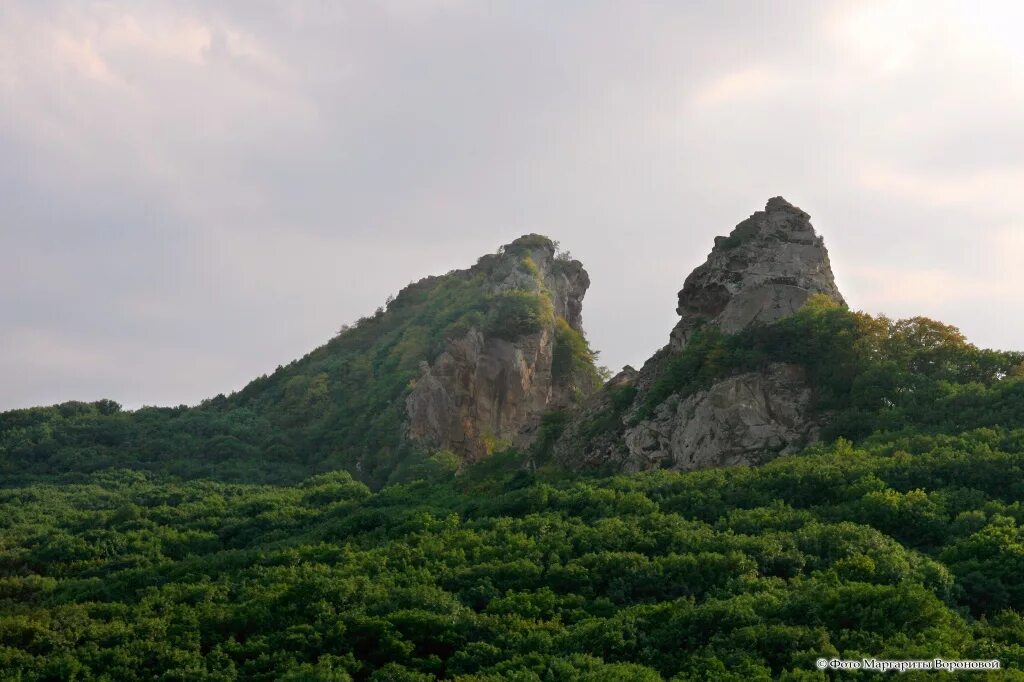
(670, 196, 845, 350)
(405, 234, 597, 460)
(555, 197, 843, 475)
(474, 234, 589, 330)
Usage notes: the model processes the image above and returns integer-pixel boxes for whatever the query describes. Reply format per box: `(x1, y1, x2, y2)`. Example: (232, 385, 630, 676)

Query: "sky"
(2, 0, 1023, 411)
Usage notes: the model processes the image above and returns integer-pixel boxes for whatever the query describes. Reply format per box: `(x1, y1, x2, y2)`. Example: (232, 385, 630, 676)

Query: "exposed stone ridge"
(405, 234, 592, 460)
(555, 197, 843, 475)
(670, 196, 845, 350)
(621, 363, 819, 471)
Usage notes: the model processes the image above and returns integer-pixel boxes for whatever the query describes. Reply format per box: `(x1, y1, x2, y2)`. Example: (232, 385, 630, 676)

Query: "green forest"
(4, 294, 1024, 679)
(5, 431, 1024, 679)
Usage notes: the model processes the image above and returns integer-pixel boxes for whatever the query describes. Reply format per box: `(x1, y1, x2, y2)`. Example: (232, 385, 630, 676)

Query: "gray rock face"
(405, 235, 592, 460)
(621, 363, 818, 471)
(554, 197, 843, 473)
(670, 196, 845, 350)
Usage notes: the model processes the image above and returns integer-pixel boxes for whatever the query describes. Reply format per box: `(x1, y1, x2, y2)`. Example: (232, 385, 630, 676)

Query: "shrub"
(552, 318, 602, 395)
(485, 291, 553, 340)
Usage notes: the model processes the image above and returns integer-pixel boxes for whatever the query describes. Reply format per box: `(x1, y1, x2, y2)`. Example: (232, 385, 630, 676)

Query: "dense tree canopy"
(4, 432, 1024, 679)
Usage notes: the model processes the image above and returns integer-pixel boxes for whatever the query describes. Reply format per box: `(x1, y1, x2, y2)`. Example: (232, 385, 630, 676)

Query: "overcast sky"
(2, 0, 1023, 410)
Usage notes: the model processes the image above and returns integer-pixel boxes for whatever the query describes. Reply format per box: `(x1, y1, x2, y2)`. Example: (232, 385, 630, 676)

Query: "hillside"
(0, 235, 602, 489)
(552, 198, 1023, 473)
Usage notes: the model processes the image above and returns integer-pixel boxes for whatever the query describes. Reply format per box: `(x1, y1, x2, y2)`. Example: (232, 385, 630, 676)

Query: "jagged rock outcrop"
(555, 197, 843, 473)
(405, 235, 595, 460)
(621, 363, 818, 471)
(670, 196, 845, 350)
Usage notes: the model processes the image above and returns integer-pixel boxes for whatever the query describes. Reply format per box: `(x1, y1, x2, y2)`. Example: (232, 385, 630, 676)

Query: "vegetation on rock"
(552, 319, 605, 399)
(628, 295, 1023, 440)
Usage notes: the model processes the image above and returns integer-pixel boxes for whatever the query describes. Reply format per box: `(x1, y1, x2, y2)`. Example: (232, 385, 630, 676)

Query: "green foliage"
(484, 290, 554, 340)
(501, 234, 556, 253)
(552, 318, 603, 397)
(532, 411, 571, 465)
(636, 296, 1024, 443)
(5, 431, 1024, 678)
(520, 255, 541, 279)
(640, 326, 733, 417)
(580, 385, 637, 444)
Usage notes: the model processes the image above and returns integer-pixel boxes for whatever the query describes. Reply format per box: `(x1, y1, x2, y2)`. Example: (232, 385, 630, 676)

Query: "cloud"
(103, 14, 213, 65)
(51, 30, 121, 84)
(841, 225, 1024, 350)
(2, 0, 1023, 409)
(846, 265, 1009, 307)
(1, 328, 115, 375)
(857, 163, 1024, 213)
(692, 68, 786, 108)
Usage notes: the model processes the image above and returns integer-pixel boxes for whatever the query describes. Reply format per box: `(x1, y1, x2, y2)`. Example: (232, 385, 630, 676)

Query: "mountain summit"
(405, 234, 599, 460)
(554, 198, 846, 473)
(670, 196, 845, 350)
(0, 233, 602, 487)
(223, 232, 602, 484)
(5, 196, 1024, 498)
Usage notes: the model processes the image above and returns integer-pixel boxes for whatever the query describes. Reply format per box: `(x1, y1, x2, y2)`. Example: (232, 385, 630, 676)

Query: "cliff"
(405, 235, 599, 460)
(555, 197, 844, 472)
(670, 196, 845, 350)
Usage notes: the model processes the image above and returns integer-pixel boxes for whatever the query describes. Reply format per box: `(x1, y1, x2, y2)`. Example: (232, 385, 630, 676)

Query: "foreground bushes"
(4, 430, 1024, 679)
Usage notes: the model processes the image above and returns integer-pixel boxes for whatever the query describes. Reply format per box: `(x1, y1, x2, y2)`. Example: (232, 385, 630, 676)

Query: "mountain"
(227, 232, 602, 484)
(667, 196, 844, 351)
(6, 196, 1024, 491)
(4, 198, 1023, 488)
(0, 234, 602, 487)
(7, 198, 1024, 679)
(551, 197, 1022, 474)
